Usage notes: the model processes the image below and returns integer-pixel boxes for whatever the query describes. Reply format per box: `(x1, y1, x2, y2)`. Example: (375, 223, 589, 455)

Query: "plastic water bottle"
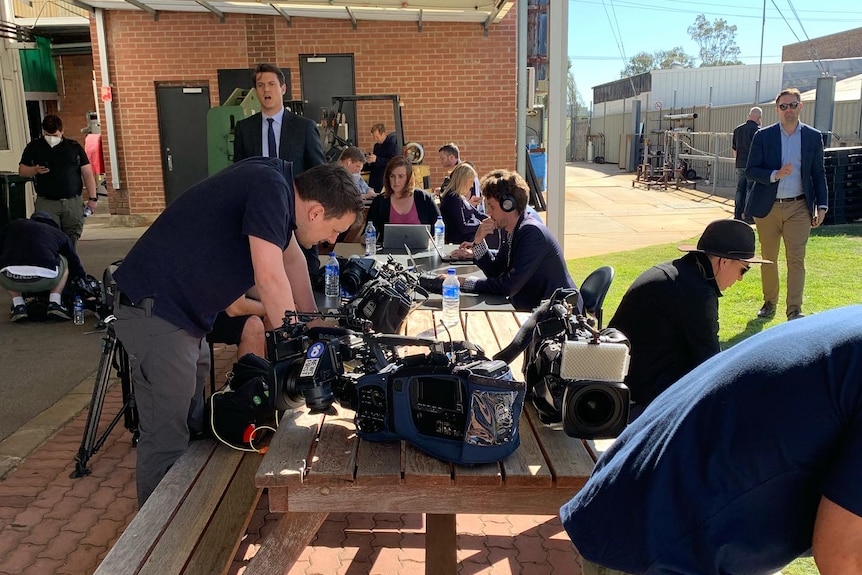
(441, 268, 460, 327)
(83, 206, 93, 218)
(73, 296, 85, 325)
(365, 221, 377, 256)
(434, 216, 445, 249)
(324, 252, 340, 298)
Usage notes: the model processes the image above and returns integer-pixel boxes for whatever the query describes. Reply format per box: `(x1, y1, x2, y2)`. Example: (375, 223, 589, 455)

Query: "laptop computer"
(382, 224, 432, 253)
(425, 231, 475, 264)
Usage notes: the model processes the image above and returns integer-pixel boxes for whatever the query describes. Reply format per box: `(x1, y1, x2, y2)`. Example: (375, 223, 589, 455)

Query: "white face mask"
(45, 135, 62, 148)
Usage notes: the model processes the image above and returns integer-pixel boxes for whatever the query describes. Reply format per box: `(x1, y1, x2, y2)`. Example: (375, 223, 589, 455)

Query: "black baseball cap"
(678, 219, 771, 264)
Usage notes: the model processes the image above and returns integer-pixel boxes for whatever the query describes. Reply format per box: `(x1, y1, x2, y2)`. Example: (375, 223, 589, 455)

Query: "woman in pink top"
(367, 155, 440, 242)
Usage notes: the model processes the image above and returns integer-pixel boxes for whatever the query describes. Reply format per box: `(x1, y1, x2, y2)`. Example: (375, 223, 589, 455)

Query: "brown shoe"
(756, 301, 776, 319)
(787, 310, 805, 321)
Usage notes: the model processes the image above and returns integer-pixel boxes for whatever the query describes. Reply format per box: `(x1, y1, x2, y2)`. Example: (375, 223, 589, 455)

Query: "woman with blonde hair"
(439, 162, 487, 244)
(367, 155, 440, 243)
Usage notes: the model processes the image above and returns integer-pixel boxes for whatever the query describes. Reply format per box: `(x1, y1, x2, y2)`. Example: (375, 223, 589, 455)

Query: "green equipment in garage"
(206, 88, 261, 176)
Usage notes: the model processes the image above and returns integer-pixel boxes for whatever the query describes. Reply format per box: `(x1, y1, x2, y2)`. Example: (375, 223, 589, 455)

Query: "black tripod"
(71, 319, 139, 478)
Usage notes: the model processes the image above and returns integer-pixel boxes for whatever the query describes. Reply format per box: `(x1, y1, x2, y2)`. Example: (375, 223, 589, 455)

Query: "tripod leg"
(117, 341, 139, 446)
(71, 331, 118, 478)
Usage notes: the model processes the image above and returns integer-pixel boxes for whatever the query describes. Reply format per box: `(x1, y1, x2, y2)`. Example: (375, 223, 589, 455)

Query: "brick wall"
(782, 27, 862, 61)
(46, 53, 96, 148)
(90, 10, 517, 219)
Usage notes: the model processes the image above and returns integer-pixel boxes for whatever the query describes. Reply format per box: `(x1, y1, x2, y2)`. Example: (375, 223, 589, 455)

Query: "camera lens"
(562, 381, 629, 439)
(303, 384, 336, 414)
(574, 388, 616, 426)
(341, 266, 364, 295)
(271, 358, 306, 411)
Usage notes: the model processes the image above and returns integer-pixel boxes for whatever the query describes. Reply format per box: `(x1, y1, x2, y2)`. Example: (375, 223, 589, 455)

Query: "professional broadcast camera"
(265, 311, 526, 464)
(339, 255, 428, 334)
(495, 288, 631, 439)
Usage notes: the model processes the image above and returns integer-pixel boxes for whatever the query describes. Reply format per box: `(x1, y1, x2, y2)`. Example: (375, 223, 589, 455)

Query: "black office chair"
(579, 266, 615, 329)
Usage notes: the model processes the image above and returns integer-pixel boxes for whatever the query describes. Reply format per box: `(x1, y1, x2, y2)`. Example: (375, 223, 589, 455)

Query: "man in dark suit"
(232, 62, 325, 173)
(731, 106, 761, 222)
(744, 87, 829, 321)
(233, 63, 327, 285)
(364, 123, 398, 192)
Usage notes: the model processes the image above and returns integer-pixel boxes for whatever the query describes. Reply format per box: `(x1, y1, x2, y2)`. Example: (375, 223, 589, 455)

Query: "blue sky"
(567, 0, 862, 103)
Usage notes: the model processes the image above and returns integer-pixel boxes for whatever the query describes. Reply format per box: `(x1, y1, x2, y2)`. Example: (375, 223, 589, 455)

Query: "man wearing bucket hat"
(0, 211, 86, 322)
(608, 219, 770, 414)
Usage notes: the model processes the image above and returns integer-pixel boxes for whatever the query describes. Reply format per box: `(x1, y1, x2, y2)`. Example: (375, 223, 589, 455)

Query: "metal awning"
(68, 0, 513, 29)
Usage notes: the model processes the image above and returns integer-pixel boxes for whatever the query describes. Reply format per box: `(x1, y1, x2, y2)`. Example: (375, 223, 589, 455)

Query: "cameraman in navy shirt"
(562, 306, 862, 575)
(113, 159, 363, 506)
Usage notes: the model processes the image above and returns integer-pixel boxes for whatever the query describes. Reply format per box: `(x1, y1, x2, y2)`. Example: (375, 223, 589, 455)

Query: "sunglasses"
(778, 101, 800, 111)
(739, 263, 750, 276)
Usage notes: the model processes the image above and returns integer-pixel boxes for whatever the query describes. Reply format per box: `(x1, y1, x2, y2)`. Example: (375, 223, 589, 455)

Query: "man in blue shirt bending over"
(561, 306, 862, 575)
(113, 159, 363, 506)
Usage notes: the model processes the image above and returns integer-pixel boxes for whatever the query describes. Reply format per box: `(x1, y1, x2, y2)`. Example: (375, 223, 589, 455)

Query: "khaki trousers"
(35, 196, 84, 246)
(754, 198, 811, 317)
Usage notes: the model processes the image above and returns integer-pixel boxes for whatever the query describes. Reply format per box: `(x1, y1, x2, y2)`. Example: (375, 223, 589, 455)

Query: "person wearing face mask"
(19, 115, 98, 247)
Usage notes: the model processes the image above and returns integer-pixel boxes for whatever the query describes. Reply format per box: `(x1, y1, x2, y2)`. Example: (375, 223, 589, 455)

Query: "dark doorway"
(299, 54, 356, 142)
(155, 84, 210, 206)
(25, 101, 42, 142)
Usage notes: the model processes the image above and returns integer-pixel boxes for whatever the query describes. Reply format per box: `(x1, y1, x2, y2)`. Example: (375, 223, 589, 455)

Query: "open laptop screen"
(382, 224, 432, 252)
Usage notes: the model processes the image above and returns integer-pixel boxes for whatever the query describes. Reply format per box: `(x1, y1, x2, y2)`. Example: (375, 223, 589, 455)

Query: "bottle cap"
(448, 268, 456, 274)
(329, 252, 336, 257)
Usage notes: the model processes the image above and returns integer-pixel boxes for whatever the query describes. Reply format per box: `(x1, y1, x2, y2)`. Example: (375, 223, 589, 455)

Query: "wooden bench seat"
(94, 438, 262, 575)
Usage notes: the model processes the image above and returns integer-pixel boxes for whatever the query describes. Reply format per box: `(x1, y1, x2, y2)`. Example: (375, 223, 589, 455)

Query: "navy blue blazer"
(233, 110, 325, 175)
(744, 122, 828, 219)
(472, 214, 577, 312)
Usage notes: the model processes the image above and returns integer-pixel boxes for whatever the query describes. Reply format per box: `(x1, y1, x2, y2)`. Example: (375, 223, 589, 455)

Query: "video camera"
(495, 288, 631, 439)
(264, 310, 526, 464)
(338, 255, 428, 334)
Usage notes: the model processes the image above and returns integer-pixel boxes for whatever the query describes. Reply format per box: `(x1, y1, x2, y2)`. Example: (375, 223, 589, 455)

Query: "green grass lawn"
(565, 223, 862, 575)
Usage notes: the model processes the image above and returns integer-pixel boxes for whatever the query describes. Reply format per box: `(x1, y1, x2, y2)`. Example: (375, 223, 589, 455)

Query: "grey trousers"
(113, 299, 209, 507)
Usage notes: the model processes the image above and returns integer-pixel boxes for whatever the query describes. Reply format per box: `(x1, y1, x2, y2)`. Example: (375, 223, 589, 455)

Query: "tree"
(567, 57, 586, 117)
(687, 14, 742, 67)
(620, 47, 696, 77)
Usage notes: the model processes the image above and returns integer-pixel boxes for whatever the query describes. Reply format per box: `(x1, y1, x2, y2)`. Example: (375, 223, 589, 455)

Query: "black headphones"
(498, 178, 517, 212)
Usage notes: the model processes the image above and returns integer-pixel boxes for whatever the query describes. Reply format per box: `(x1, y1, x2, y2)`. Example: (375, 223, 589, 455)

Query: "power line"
(600, 0, 638, 96)
(784, 0, 826, 73)
(571, 0, 862, 22)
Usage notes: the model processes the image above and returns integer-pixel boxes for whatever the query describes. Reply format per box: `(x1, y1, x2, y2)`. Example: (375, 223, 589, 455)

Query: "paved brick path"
(0, 344, 581, 575)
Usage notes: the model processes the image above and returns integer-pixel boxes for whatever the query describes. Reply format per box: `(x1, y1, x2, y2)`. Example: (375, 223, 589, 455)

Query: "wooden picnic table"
(250, 308, 597, 575)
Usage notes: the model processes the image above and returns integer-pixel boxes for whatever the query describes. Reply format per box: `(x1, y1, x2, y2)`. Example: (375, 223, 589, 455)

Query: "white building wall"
(650, 63, 785, 109)
(593, 63, 785, 118)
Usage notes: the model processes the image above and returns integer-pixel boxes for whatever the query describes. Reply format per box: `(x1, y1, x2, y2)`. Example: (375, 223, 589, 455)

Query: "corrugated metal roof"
(801, 73, 862, 102)
(69, 0, 514, 25)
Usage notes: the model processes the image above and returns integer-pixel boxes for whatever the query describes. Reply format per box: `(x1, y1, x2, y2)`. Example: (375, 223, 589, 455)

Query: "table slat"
(452, 461, 502, 486)
(525, 404, 596, 489)
(501, 410, 553, 487)
(403, 444, 453, 486)
(255, 409, 323, 488)
(305, 404, 359, 484)
(282, 485, 574, 515)
(354, 439, 402, 485)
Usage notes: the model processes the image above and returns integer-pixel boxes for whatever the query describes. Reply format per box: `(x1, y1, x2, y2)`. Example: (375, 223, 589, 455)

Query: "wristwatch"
(88, 197, 98, 202)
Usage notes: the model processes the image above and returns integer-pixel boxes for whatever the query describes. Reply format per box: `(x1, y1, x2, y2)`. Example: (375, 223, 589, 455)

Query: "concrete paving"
(0, 162, 738, 575)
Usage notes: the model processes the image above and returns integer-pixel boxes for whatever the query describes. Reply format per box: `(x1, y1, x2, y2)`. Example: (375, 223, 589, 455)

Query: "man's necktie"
(267, 117, 277, 158)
